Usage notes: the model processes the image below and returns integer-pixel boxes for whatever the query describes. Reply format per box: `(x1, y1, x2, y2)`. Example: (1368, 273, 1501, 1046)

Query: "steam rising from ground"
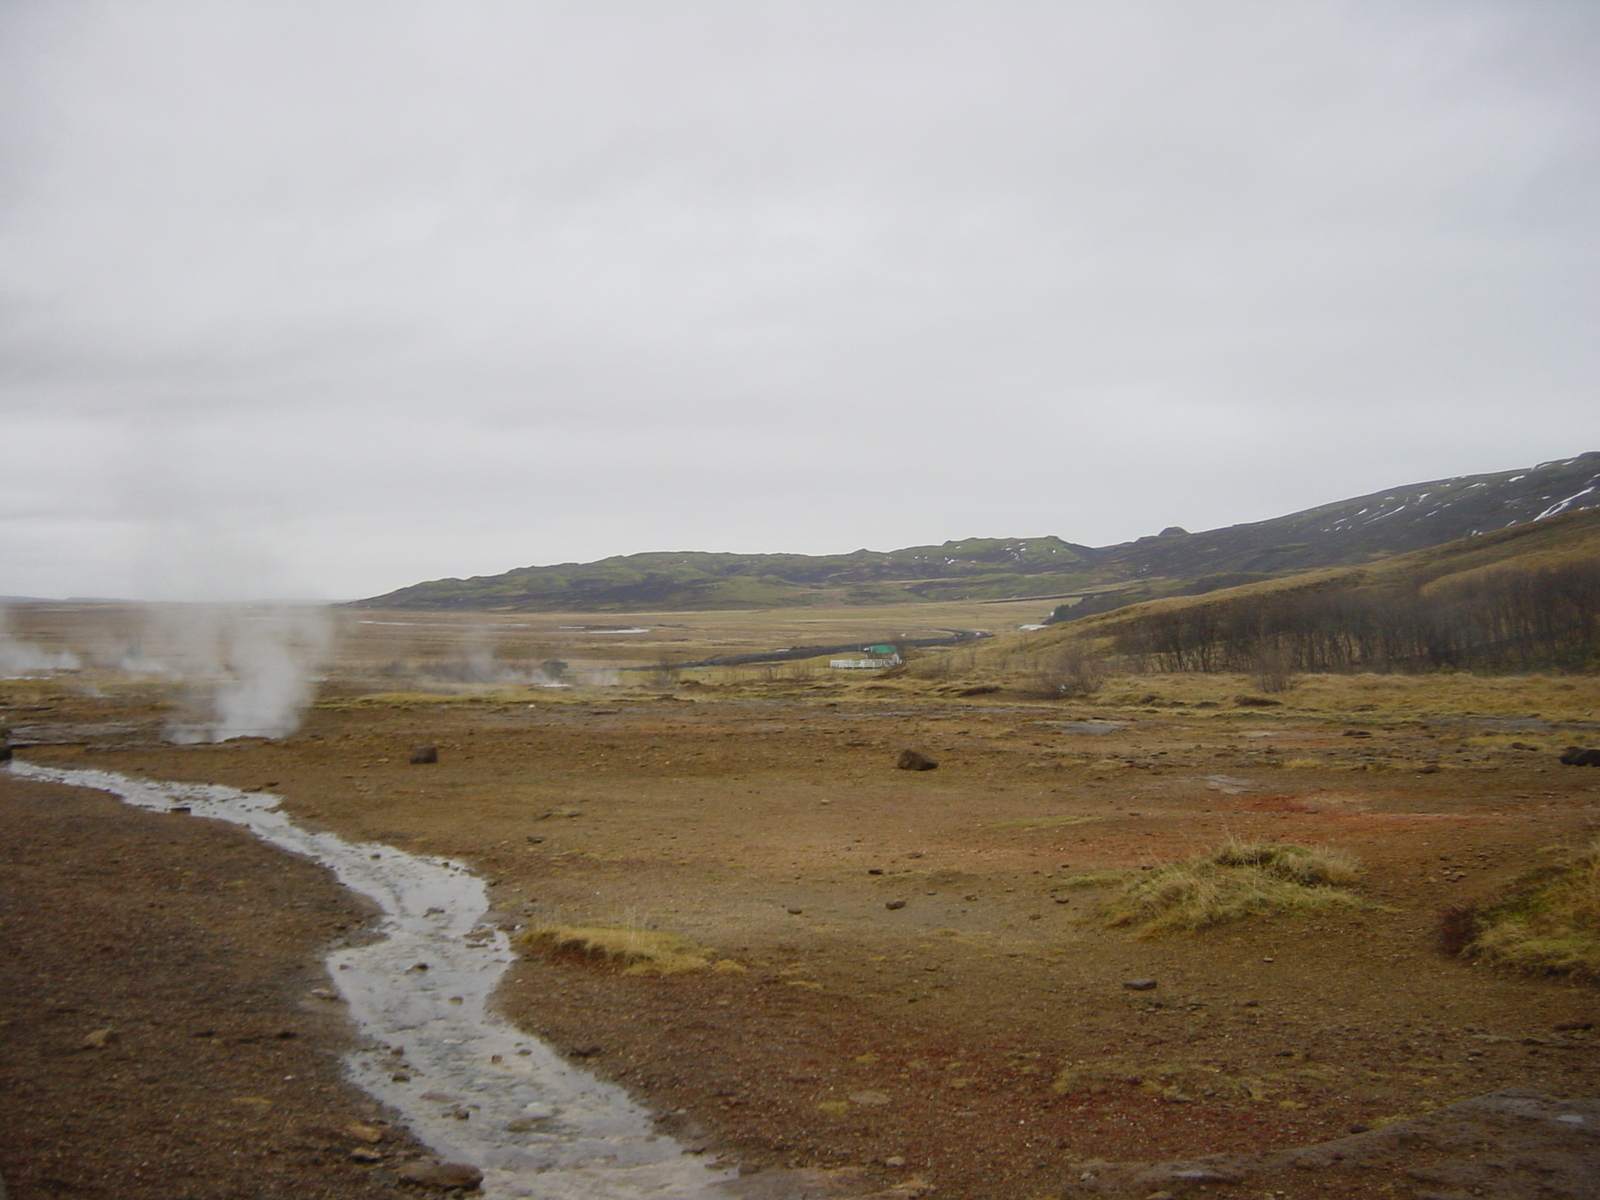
(2, 603, 332, 742)
(152, 605, 334, 742)
(0, 608, 82, 678)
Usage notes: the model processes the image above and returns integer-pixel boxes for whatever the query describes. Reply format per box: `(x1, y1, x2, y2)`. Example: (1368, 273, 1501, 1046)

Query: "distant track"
(622, 628, 992, 671)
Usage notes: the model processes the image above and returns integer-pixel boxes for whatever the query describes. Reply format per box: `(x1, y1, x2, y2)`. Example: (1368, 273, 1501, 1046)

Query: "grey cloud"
(1, 1, 1597, 599)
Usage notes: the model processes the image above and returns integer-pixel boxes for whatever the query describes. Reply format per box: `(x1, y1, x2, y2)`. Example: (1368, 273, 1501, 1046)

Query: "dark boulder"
(409, 745, 439, 764)
(1559, 746, 1600, 766)
(896, 749, 938, 771)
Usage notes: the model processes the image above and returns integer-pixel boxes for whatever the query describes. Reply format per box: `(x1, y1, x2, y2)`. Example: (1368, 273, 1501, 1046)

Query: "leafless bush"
(1251, 643, 1296, 693)
(1032, 645, 1107, 698)
(646, 655, 682, 689)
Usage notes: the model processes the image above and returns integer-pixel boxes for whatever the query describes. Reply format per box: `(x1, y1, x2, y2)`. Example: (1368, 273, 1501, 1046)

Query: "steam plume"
(152, 604, 334, 742)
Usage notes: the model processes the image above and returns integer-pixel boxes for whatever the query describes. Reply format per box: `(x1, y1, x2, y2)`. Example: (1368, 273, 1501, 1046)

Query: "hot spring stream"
(8, 761, 744, 1200)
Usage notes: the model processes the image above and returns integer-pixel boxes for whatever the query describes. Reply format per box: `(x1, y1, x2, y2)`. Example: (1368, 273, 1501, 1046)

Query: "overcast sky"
(2, 1, 1597, 601)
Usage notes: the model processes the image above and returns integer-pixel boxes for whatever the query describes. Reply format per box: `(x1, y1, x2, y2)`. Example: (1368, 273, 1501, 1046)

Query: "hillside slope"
(352, 452, 1600, 612)
(352, 537, 1096, 612)
(1092, 450, 1600, 580)
(1006, 507, 1600, 673)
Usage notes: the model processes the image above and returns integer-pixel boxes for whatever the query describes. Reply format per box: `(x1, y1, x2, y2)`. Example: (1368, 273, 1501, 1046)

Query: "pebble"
(349, 1148, 384, 1163)
(81, 1028, 116, 1049)
(849, 1090, 892, 1106)
(397, 1161, 484, 1190)
(885, 900, 907, 910)
(1122, 979, 1158, 991)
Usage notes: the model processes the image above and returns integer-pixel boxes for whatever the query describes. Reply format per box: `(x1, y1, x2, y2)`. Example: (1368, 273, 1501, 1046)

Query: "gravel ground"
(0, 773, 433, 1199)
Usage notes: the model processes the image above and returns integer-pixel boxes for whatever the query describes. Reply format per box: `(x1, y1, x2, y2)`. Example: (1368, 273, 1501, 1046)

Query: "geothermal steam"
(0, 609, 82, 678)
(152, 604, 334, 742)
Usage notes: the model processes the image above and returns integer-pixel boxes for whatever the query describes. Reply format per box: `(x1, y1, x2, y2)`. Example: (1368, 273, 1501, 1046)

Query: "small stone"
(885, 899, 907, 910)
(350, 1148, 384, 1163)
(787, 907, 804, 915)
(168, 806, 191, 815)
(883, 1155, 907, 1167)
(1122, 979, 1158, 991)
(896, 749, 938, 771)
(849, 1090, 892, 1106)
(82, 1028, 115, 1049)
(409, 745, 438, 764)
(346, 1121, 385, 1143)
(397, 1161, 484, 1189)
(868, 868, 884, 875)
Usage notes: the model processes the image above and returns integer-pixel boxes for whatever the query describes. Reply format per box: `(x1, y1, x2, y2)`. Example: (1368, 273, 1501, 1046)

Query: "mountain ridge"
(351, 451, 1600, 612)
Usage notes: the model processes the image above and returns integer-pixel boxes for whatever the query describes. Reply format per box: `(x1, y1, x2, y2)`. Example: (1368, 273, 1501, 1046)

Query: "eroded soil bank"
(4, 679, 1600, 1198)
(0, 773, 431, 1199)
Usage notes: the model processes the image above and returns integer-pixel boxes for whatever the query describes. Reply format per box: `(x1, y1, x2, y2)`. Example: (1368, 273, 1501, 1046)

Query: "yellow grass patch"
(1103, 839, 1366, 936)
(1465, 837, 1600, 980)
(517, 925, 739, 976)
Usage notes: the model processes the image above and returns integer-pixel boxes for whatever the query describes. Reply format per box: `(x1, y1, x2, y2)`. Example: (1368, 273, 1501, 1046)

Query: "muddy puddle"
(8, 761, 742, 1200)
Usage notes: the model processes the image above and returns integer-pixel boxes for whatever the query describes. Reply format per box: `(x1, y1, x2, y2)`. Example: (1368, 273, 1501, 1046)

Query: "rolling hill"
(352, 452, 1600, 613)
(1007, 507, 1600, 674)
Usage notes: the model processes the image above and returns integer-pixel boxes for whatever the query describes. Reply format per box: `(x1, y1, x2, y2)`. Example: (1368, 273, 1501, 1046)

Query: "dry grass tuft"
(517, 925, 738, 975)
(1459, 839, 1600, 980)
(1104, 839, 1365, 936)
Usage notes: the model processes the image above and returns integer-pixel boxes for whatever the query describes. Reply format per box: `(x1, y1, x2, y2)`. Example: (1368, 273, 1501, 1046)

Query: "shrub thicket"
(1111, 561, 1600, 675)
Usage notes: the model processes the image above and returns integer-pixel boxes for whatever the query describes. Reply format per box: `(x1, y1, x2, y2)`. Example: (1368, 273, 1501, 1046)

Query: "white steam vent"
(151, 604, 333, 742)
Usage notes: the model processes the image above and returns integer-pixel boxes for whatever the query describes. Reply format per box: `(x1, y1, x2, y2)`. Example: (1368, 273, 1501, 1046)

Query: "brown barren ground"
(2, 604, 1598, 1198)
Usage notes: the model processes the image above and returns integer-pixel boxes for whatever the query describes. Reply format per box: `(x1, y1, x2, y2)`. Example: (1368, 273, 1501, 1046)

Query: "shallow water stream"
(9, 761, 740, 1200)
